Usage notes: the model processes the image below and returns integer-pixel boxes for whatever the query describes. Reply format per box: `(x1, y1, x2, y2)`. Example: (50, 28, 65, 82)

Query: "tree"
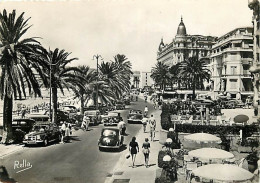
(73, 65, 96, 115)
(39, 48, 81, 123)
(151, 62, 171, 90)
(169, 63, 181, 90)
(0, 10, 48, 142)
(180, 57, 210, 99)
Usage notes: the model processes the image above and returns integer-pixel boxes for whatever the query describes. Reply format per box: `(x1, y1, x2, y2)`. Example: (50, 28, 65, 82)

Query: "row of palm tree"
(151, 57, 210, 99)
(0, 9, 132, 143)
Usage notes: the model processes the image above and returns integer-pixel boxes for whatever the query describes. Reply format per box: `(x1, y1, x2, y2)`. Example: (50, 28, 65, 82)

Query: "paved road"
(1, 97, 155, 183)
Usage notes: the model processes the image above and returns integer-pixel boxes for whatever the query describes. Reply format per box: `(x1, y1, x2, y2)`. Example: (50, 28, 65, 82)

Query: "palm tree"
(73, 65, 96, 115)
(0, 10, 48, 142)
(98, 61, 125, 100)
(151, 62, 171, 90)
(180, 57, 210, 99)
(39, 48, 82, 123)
(169, 63, 181, 90)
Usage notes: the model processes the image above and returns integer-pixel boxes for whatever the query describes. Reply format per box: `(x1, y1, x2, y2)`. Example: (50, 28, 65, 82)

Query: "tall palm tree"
(180, 57, 210, 99)
(98, 61, 126, 100)
(0, 10, 48, 142)
(39, 48, 82, 123)
(151, 62, 171, 90)
(169, 63, 181, 89)
(73, 65, 96, 115)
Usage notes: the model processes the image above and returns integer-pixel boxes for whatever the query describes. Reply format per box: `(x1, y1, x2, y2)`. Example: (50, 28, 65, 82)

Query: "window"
(230, 66, 237, 75)
(230, 79, 237, 89)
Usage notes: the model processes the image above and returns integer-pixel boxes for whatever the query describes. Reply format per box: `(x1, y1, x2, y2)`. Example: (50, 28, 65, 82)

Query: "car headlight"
(36, 135, 41, 140)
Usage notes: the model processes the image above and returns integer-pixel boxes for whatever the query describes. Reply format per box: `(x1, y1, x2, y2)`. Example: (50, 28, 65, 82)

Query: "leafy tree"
(0, 10, 47, 142)
(39, 48, 82, 123)
(180, 57, 210, 99)
(151, 62, 171, 90)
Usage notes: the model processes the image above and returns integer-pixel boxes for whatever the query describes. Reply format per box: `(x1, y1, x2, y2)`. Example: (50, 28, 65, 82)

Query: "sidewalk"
(105, 95, 162, 183)
(0, 144, 24, 159)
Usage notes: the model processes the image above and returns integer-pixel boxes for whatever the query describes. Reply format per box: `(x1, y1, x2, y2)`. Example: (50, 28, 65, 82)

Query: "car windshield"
(31, 125, 49, 132)
(102, 130, 117, 137)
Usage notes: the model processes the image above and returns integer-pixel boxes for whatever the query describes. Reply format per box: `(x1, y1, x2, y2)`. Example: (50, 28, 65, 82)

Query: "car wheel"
(43, 139, 49, 147)
(58, 134, 62, 142)
(99, 147, 103, 151)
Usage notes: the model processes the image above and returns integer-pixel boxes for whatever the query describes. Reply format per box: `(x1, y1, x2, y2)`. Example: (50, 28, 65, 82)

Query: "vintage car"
(23, 122, 61, 146)
(114, 101, 125, 110)
(102, 112, 121, 126)
(62, 105, 78, 114)
(12, 118, 35, 133)
(27, 114, 50, 123)
(44, 109, 71, 124)
(84, 110, 102, 125)
(98, 128, 124, 150)
(127, 109, 143, 123)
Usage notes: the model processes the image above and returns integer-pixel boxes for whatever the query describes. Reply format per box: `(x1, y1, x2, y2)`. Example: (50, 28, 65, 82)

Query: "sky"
(0, 0, 253, 72)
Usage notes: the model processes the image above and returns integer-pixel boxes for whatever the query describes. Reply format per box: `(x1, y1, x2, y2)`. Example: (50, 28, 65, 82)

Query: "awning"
(232, 40, 242, 44)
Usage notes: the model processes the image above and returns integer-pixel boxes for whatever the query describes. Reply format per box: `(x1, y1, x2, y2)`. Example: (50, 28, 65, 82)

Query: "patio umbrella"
(184, 133, 221, 144)
(192, 164, 254, 182)
(188, 148, 234, 162)
(234, 114, 249, 123)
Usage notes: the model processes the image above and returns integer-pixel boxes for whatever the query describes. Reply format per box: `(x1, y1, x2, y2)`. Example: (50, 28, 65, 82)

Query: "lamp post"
(93, 54, 103, 110)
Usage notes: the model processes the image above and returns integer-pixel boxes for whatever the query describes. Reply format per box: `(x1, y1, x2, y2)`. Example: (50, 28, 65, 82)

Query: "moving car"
(127, 109, 143, 123)
(84, 110, 101, 125)
(114, 101, 125, 110)
(98, 128, 124, 150)
(103, 112, 121, 126)
(23, 122, 61, 146)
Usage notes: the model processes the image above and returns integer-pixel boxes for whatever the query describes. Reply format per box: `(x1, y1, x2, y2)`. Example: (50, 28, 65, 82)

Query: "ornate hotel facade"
(157, 18, 255, 100)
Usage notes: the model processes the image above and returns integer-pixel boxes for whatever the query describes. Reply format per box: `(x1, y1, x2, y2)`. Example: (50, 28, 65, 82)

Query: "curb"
(0, 144, 24, 159)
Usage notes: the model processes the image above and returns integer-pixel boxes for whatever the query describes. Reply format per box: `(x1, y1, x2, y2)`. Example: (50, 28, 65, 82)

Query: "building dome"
(158, 38, 165, 51)
(177, 17, 187, 36)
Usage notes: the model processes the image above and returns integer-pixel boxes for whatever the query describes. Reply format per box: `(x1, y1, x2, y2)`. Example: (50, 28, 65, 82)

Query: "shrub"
(155, 177, 171, 183)
(158, 150, 168, 168)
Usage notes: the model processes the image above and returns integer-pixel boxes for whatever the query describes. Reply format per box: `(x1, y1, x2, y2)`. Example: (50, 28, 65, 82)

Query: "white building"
(140, 72, 154, 88)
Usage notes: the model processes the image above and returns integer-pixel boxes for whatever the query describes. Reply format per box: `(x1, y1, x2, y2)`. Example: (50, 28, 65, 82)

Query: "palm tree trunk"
(3, 95, 13, 143)
(192, 78, 196, 100)
(52, 87, 58, 123)
(80, 94, 84, 115)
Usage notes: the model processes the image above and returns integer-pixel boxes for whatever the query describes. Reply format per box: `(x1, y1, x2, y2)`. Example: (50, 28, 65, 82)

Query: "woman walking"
(129, 137, 139, 167)
(142, 138, 151, 168)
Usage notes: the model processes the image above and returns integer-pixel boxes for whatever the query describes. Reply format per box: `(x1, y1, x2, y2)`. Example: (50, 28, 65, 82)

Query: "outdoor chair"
(186, 162, 198, 180)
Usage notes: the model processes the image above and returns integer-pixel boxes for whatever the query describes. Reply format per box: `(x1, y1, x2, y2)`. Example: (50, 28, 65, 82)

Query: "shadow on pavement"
(70, 136, 81, 141)
(0, 166, 17, 183)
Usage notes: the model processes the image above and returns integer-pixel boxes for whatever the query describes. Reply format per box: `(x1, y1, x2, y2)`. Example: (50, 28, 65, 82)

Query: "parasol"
(188, 148, 234, 162)
(184, 133, 221, 143)
(192, 164, 254, 182)
(234, 114, 249, 123)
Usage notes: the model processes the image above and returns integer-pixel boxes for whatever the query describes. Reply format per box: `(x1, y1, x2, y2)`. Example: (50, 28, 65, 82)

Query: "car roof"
(102, 128, 119, 132)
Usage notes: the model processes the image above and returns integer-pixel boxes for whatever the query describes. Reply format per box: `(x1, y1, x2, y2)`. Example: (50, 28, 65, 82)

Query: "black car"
(127, 109, 143, 123)
(98, 128, 124, 150)
(44, 109, 70, 124)
(23, 122, 61, 146)
(12, 118, 35, 133)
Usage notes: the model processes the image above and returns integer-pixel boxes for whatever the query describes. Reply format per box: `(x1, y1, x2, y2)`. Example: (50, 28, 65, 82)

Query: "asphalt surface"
(0, 97, 155, 183)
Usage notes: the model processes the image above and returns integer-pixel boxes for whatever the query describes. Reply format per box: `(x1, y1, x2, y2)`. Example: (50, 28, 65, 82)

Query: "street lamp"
(93, 54, 103, 110)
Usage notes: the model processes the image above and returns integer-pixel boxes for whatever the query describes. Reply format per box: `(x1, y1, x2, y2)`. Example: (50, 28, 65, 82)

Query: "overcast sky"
(0, 0, 253, 71)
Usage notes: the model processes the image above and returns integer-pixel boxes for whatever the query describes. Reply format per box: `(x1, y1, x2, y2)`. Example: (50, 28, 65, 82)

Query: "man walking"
(149, 114, 156, 141)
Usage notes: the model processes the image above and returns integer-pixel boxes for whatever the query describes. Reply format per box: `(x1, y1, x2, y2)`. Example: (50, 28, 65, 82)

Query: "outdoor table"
(188, 148, 234, 164)
(192, 164, 254, 182)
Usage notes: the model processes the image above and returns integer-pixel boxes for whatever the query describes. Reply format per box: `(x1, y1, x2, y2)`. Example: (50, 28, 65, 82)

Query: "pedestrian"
(61, 122, 66, 143)
(142, 116, 148, 133)
(118, 118, 126, 135)
(129, 137, 139, 167)
(21, 108, 26, 118)
(144, 106, 148, 117)
(68, 122, 72, 135)
(81, 120, 86, 131)
(149, 114, 156, 141)
(64, 123, 70, 143)
(142, 138, 150, 168)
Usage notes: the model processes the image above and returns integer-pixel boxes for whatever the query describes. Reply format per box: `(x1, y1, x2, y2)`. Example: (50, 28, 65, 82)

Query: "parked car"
(84, 110, 102, 125)
(103, 112, 121, 126)
(98, 128, 124, 150)
(127, 109, 143, 123)
(44, 109, 70, 124)
(62, 105, 78, 114)
(27, 114, 50, 123)
(12, 118, 35, 133)
(114, 101, 125, 110)
(23, 122, 61, 146)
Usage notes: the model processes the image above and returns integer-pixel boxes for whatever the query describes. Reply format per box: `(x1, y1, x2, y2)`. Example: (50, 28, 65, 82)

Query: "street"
(1, 97, 155, 183)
